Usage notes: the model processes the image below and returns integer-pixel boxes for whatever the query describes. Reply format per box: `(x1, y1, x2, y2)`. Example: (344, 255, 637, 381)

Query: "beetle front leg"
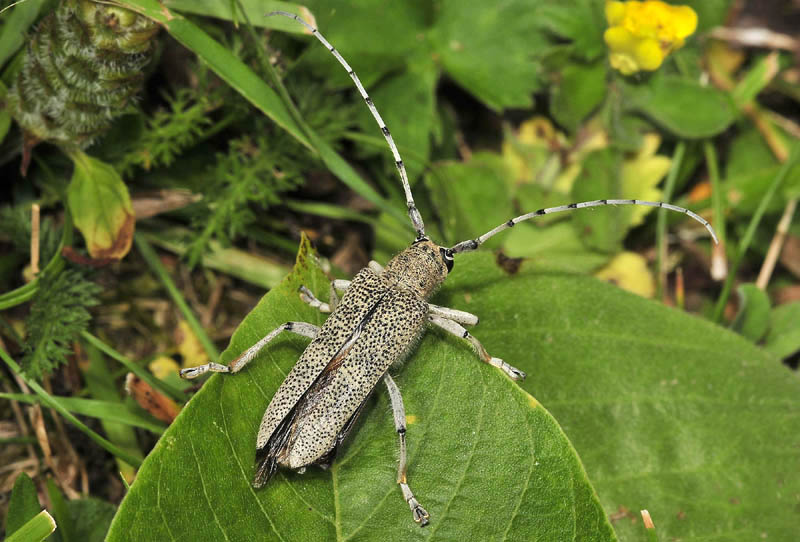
(180, 321, 320, 379)
(428, 314, 526, 381)
(383, 373, 429, 526)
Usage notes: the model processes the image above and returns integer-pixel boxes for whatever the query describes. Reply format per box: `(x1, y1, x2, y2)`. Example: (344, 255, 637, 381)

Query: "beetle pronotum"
(181, 11, 719, 526)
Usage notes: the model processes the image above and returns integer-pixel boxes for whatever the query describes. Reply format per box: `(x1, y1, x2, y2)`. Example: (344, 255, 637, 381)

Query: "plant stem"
(656, 142, 685, 301)
(712, 142, 800, 322)
(134, 234, 221, 360)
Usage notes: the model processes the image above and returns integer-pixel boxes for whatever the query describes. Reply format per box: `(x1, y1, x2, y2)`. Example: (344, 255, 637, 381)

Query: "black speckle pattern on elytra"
(256, 267, 387, 450)
(254, 241, 451, 472)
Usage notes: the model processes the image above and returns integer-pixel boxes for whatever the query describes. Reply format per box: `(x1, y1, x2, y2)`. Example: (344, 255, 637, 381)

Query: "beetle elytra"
(180, 11, 719, 526)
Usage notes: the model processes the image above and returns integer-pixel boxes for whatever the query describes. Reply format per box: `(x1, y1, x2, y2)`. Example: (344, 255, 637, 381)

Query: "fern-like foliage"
(116, 88, 214, 176)
(185, 134, 304, 267)
(6, 0, 159, 149)
(22, 267, 101, 380)
(0, 205, 61, 264)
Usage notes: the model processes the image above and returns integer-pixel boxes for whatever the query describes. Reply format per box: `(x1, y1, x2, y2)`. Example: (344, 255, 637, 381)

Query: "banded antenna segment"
(268, 11, 426, 239)
(449, 199, 719, 255)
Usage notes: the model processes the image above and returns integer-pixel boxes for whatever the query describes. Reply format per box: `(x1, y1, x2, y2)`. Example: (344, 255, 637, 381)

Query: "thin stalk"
(80, 331, 186, 402)
(704, 140, 728, 282)
(712, 142, 800, 322)
(0, 349, 143, 468)
(134, 234, 221, 360)
(656, 142, 685, 301)
(0, 213, 72, 310)
(703, 141, 726, 246)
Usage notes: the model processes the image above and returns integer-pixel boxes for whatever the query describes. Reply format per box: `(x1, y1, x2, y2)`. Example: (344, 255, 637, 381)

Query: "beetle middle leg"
(180, 322, 320, 379)
(383, 373, 429, 526)
(428, 314, 526, 381)
(299, 279, 351, 313)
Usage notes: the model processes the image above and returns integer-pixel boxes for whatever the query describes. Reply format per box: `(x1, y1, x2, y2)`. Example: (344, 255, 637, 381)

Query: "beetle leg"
(383, 373, 429, 527)
(428, 314, 526, 381)
(299, 280, 351, 313)
(368, 260, 384, 274)
(180, 322, 320, 379)
(427, 303, 479, 326)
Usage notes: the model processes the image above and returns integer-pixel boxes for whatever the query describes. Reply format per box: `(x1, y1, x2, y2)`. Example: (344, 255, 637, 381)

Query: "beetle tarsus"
(409, 498, 429, 526)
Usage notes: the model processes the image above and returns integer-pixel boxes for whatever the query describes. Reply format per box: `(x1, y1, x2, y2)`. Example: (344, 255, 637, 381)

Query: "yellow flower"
(604, 1, 698, 75)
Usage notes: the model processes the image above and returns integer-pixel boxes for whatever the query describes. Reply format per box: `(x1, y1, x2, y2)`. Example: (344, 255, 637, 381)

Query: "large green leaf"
(107, 239, 616, 541)
(434, 254, 800, 541)
(624, 76, 735, 139)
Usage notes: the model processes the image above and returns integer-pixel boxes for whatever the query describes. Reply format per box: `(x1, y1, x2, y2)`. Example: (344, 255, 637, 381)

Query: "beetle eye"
(439, 247, 454, 272)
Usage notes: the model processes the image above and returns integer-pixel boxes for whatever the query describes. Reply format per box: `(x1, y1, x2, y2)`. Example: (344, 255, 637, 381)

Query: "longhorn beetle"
(181, 10, 719, 527)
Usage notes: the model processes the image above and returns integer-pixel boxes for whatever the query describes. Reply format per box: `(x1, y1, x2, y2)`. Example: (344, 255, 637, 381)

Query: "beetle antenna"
(448, 199, 719, 255)
(268, 11, 426, 240)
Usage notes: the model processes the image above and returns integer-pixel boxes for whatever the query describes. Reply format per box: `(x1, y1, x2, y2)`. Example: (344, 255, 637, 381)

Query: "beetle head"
(382, 239, 452, 299)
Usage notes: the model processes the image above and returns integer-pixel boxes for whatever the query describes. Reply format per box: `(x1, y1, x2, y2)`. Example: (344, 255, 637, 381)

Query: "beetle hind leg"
(384, 373, 429, 526)
(180, 321, 320, 379)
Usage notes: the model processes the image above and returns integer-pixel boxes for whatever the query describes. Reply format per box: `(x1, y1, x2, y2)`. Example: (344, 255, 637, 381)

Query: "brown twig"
(43, 376, 89, 495)
(756, 198, 798, 290)
(31, 203, 40, 275)
(710, 26, 798, 52)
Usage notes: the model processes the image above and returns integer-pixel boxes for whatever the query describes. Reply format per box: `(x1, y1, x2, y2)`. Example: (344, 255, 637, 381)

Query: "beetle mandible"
(181, 10, 719, 526)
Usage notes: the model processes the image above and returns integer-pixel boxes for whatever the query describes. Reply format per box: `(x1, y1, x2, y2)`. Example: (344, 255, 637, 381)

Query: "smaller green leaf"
(432, 0, 545, 110)
(730, 283, 771, 342)
(732, 53, 780, 108)
(5, 511, 56, 542)
(357, 59, 437, 181)
(6, 472, 40, 536)
(681, 0, 733, 32)
(570, 149, 628, 252)
(0, 0, 47, 68)
(725, 126, 779, 178)
(624, 75, 735, 138)
(502, 222, 609, 273)
(424, 152, 515, 247)
(764, 302, 800, 359)
(550, 60, 607, 132)
(0, 109, 11, 143)
(723, 163, 800, 216)
(47, 479, 73, 542)
(65, 498, 116, 542)
(67, 151, 135, 260)
(538, 0, 606, 61)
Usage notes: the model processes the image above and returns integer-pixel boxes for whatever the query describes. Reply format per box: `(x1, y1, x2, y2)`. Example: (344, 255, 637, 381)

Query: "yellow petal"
(604, 26, 636, 51)
(609, 51, 640, 75)
(634, 38, 664, 71)
(595, 252, 656, 298)
(670, 5, 698, 38)
(176, 320, 209, 368)
(605, 1, 627, 25)
(149, 356, 181, 381)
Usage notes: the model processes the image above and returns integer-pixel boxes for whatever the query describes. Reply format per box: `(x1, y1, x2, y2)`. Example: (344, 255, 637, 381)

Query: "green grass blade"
(5, 510, 56, 542)
(135, 234, 220, 360)
(713, 141, 800, 321)
(0, 349, 143, 468)
(80, 331, 186, 402)
(163, 0, 307, 31)
(0, 393, 165, 433)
